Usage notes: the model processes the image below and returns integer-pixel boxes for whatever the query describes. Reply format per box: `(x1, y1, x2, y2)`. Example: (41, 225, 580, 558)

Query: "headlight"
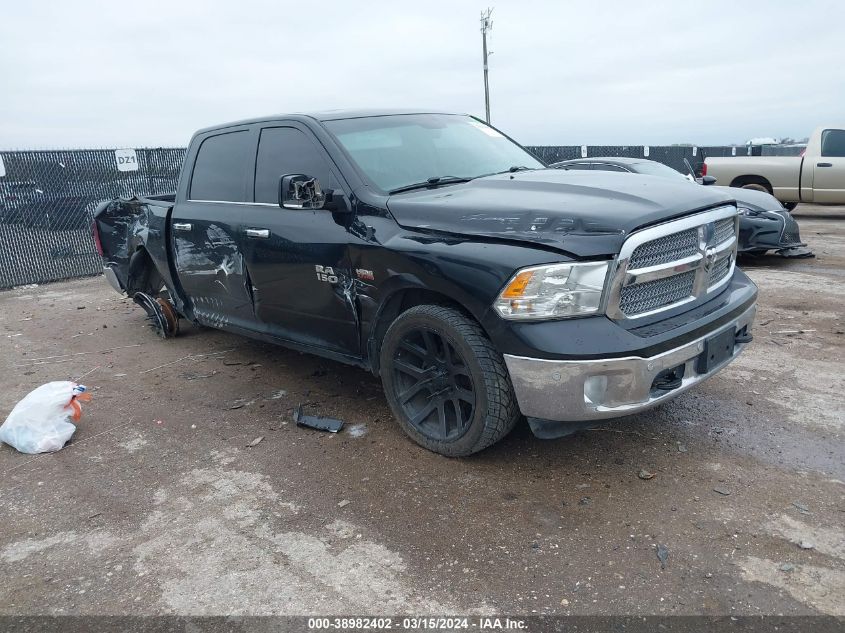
(737, 206, 757, 216)
(494, 261, 609, 320)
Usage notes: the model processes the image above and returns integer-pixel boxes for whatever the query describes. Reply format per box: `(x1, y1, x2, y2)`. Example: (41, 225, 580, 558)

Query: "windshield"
(324, 114, 544, 193)
(632, 161, 691, 182)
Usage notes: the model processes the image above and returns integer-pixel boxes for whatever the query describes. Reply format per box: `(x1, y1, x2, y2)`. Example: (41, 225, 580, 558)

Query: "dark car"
(94, 110, 757, 456)
(0, 180, 40, 224)
(550, 157, 812, 257)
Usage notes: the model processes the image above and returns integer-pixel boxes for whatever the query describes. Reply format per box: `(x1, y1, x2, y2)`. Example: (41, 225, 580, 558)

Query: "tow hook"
(735, 329, 753, 345)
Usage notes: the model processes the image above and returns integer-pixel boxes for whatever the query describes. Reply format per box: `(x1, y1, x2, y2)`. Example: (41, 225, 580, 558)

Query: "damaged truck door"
(175, 128, 255, 330)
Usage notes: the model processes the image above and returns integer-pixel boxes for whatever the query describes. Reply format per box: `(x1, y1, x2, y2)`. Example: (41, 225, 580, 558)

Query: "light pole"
(480, 8, 493, 124)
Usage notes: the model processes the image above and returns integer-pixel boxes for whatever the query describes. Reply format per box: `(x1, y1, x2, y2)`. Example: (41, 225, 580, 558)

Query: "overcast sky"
(1, 0, 843, 148)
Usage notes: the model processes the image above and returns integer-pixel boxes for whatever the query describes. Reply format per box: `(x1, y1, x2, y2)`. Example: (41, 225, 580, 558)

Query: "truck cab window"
(189, 131, 250, 201)
(821, 129, 845, 157)
(255, 127, 336, 204)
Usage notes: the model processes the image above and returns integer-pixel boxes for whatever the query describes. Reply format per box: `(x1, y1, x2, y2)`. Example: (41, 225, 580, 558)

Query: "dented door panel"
(237, 204, 361, 356)
(171, 201, 255, 330)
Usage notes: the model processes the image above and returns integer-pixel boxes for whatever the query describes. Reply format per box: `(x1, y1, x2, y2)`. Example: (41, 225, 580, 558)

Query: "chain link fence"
(0, 148, 185, 289)
(0, 142, 803, 289)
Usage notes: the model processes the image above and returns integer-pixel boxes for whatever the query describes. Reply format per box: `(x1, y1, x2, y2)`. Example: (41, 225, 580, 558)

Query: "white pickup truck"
(704, 126, 845, 209)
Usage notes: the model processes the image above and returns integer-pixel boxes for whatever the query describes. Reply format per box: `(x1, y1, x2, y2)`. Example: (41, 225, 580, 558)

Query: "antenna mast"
(480, 8, 493, 123)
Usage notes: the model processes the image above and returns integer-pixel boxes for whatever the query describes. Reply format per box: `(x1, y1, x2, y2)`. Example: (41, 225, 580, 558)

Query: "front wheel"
(380, 304, 520, 456)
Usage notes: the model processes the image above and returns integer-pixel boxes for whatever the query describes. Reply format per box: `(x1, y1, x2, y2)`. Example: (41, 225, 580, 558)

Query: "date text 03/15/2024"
(306, 616, 527, 630)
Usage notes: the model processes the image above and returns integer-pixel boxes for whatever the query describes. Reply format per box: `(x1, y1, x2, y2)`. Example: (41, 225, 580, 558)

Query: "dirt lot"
(0, 205, 843, 617)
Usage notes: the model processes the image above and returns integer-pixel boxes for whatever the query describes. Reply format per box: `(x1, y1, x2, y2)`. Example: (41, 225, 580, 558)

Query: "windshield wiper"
(475, 165, 537, 179)
(388, 176, 472, 195)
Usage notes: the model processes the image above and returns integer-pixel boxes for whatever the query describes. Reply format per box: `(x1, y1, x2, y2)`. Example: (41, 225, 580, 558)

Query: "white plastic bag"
(0, 382, 90, 454)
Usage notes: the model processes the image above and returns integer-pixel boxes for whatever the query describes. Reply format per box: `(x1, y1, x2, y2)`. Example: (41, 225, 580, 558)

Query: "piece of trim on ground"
(294, 405, 344, 433)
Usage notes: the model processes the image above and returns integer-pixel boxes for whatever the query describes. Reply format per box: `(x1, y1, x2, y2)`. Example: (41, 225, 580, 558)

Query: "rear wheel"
(380, 304, 520, 456)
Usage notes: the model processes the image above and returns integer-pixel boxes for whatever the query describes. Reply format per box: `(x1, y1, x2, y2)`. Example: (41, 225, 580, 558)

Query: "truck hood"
(386, 169, 735, 258)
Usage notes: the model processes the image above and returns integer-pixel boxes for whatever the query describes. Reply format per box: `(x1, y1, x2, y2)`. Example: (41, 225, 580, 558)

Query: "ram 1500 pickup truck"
(94, 110, 757, 456)
(705, 126, 845, 208)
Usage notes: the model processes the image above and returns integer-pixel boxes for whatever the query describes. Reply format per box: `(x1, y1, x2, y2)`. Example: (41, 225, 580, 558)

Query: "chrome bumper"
(103, 266, 124, 294)
(504, 304, 756, 422)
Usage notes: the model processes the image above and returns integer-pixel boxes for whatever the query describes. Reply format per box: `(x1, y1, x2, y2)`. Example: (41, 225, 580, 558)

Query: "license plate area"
(697, 327, 736, 374)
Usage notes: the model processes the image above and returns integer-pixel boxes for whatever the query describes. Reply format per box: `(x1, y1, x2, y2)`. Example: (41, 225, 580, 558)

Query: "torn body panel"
(94, 195, 184, 311)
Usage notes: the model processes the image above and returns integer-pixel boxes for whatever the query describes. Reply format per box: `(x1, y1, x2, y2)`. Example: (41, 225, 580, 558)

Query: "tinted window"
(593, 164, 629, 173)
(559, 163, 593, 171)
(254, 127, 337, 204)
(821, 129, 845, 157)
(190, 131, 250, 201)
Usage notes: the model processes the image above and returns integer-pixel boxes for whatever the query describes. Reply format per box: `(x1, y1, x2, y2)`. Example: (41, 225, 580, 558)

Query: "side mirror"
(279, 174, 326, 209)
(700, 175, 717, 186)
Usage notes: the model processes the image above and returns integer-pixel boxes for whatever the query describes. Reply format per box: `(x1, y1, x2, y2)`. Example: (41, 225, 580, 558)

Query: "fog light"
(584, 375, 608, 405)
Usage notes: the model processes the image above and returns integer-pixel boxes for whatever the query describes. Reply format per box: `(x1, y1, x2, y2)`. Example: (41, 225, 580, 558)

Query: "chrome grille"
(607, 206, 738, 320)
(619, 270, 696, 315)
(628, 228, 699, 269)
(708, 255, 732, 286)
(713, 218, 734, 245)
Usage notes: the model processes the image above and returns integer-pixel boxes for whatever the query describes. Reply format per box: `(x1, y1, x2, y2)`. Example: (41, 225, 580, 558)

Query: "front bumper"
(504, 303, 755, 423)
(738, 210, 805, 252)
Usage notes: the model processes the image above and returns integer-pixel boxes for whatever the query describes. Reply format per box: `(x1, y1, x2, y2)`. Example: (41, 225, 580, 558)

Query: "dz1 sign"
(115, 148, 139, 172)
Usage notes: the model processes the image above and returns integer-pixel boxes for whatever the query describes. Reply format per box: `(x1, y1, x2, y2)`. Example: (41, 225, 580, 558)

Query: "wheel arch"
(126, 245, 165, 296)
(366, 285, 487, 376)
(730, 174, 773, 194)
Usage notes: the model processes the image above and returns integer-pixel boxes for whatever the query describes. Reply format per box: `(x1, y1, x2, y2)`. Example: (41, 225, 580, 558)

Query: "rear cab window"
(189, 131, 251, 201)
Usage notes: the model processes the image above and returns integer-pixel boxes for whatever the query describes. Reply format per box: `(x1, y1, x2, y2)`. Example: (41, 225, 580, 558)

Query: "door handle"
(245, 228, 270, 239)
(172, 222, 192, 231)
(817, 162, 833, 167)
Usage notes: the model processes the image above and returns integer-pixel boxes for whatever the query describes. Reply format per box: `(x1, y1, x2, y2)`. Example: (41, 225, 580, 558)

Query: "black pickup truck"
(94, 110, 757, 456)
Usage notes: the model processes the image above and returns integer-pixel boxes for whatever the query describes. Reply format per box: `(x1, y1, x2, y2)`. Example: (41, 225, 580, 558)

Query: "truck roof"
(194, 109, 459, 135)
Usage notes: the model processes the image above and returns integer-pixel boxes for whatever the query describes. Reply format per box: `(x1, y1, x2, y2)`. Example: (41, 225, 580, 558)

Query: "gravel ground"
(0, 205, 842, 616)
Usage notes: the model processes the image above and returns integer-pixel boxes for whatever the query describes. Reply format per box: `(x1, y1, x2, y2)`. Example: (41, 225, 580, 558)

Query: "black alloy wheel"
(379, 304, 520, 456)
(391, 326, 476, 442)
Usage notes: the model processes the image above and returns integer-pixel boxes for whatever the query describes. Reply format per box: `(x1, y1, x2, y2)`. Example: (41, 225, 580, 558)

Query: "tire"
(379, 304, 520, 456)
